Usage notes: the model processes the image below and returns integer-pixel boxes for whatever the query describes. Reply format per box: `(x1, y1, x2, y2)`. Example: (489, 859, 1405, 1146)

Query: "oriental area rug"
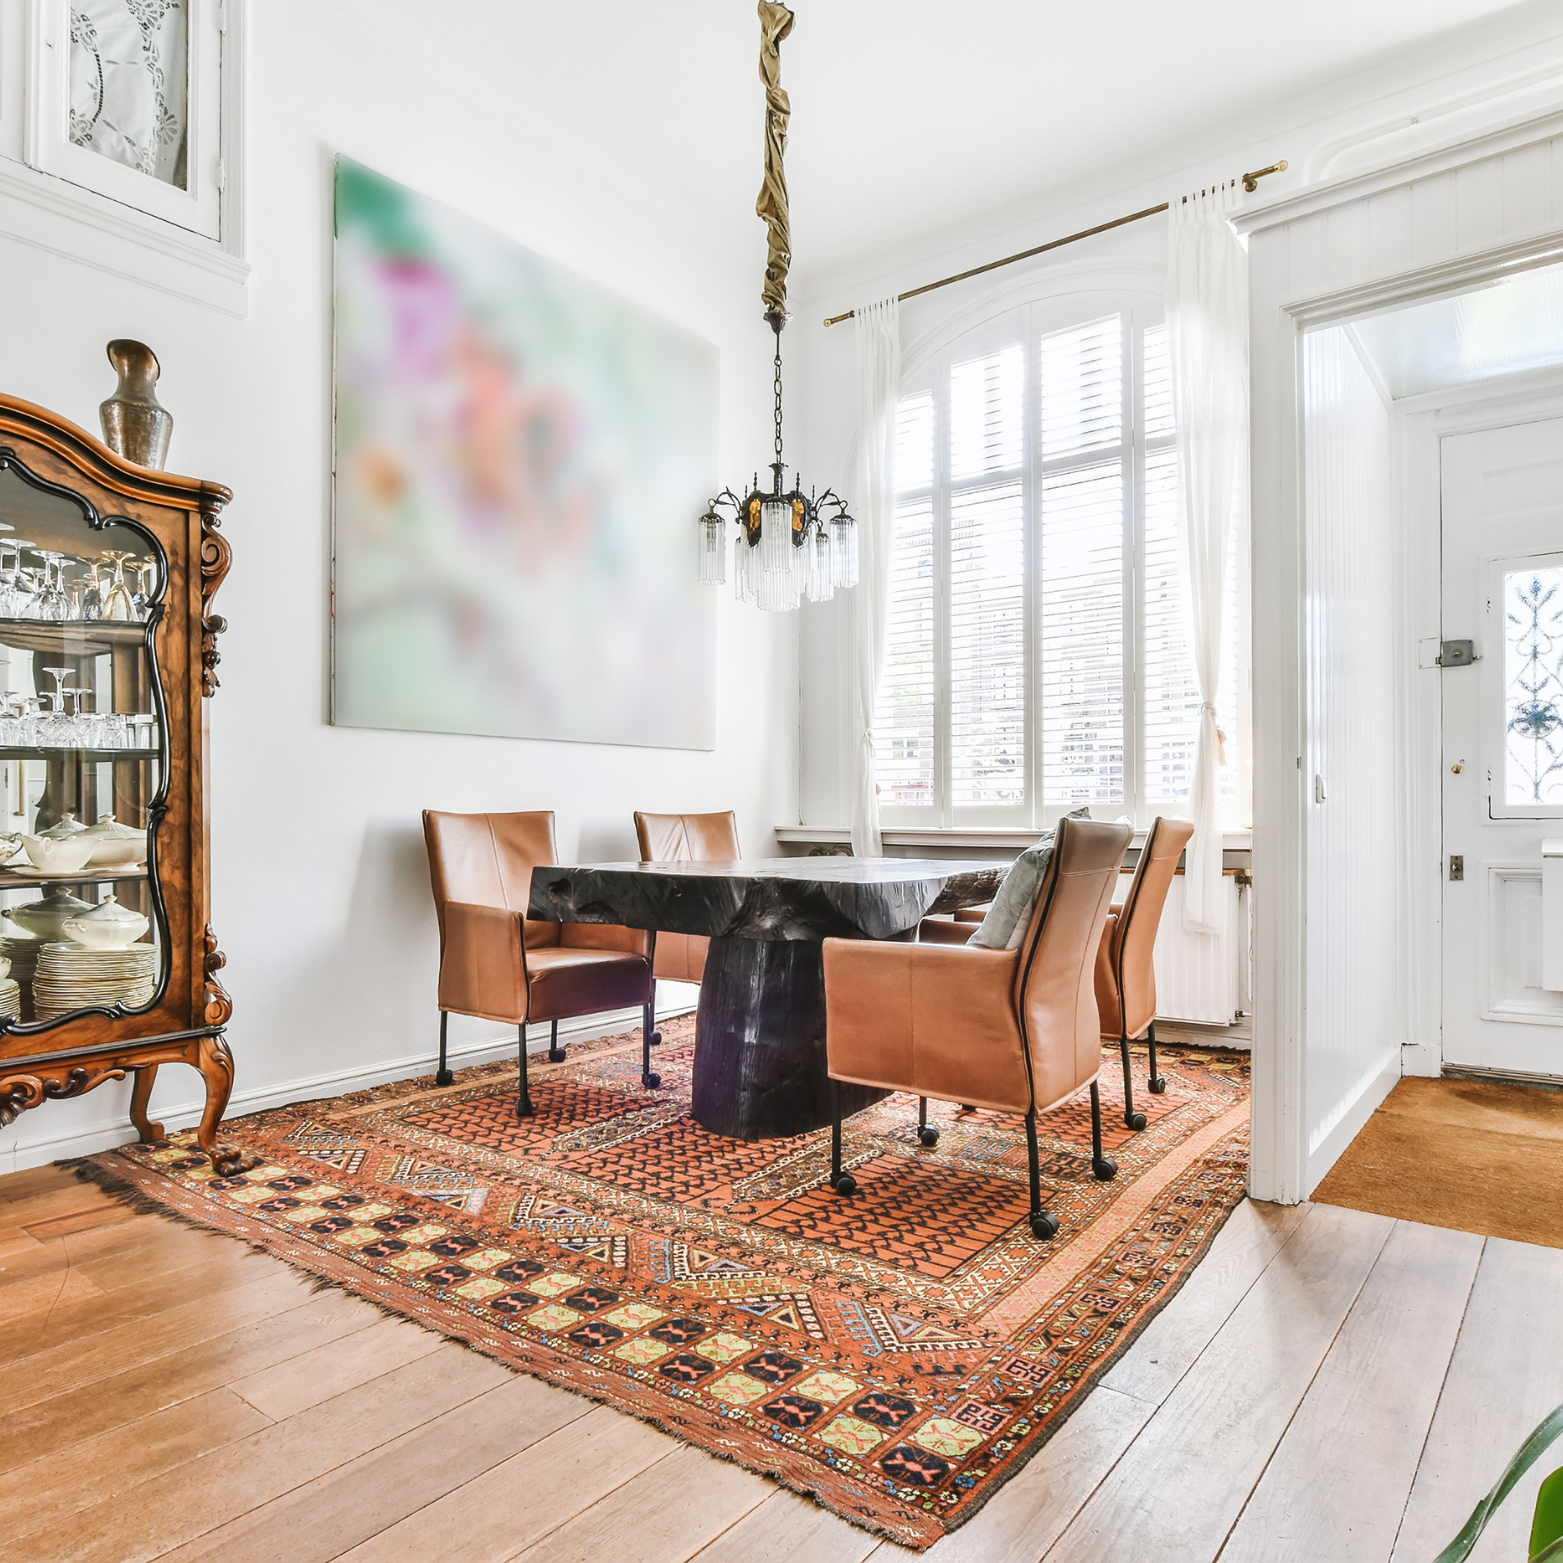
(79, 1019, 1250, 1549)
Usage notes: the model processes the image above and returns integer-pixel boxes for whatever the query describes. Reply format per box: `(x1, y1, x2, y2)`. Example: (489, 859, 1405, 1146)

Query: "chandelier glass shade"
(695, 3, 854, 613)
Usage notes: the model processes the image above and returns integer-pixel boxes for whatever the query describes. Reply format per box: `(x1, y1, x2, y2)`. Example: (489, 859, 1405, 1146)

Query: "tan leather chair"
(1096, 815, 1196, 1131)
(918, 906, 987, 944)
(822, 817, 1133, 1240)
(423, 810, 659, 1114)
(633, 810, 740, 984)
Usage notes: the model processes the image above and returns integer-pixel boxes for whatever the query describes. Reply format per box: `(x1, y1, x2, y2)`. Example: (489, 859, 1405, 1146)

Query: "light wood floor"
(3, 1162, 1558, 1563)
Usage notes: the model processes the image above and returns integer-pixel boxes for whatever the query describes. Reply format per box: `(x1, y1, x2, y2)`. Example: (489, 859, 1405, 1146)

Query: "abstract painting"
(331, 157, 718, 748)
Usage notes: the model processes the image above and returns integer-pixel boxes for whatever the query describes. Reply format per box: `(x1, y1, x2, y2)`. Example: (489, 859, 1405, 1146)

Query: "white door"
(1442, 417, 1563, 1078)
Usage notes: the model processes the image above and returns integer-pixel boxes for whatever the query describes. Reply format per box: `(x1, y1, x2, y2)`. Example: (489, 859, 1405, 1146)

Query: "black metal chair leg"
(435, 1011, 454, 1087)
(1091, 1081, 1118, 1181)
(547, 1019, 566, 1063)
(1025, 1110, 1057, 1238)
(830, 1079, 856, 1194)
(642, 1000, 661, 1089)
(918, 1095, 940, 1147)
(516, 1023, 535, 1118)
(1147, 1021, 1167, 1094)
(1120, 1037, 1146, 1130)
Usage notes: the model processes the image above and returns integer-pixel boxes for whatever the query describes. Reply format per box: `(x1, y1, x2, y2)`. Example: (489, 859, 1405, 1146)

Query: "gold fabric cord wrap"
(756, 2, 795, 321)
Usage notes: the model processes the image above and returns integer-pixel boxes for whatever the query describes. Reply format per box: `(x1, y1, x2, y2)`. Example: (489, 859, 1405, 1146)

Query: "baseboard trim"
(1441, 1062, 1563, 1093)
(1305, 1045, 1401, 1195)
(0, 1000, 697, 1175)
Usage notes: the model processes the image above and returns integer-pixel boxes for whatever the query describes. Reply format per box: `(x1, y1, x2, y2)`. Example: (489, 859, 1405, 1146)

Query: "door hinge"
(216, 158, 227, 194)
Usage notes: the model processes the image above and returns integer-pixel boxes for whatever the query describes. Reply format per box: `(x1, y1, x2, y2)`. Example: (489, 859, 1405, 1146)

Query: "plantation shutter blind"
(949, 347, 1025, 807)
(1040, 315, 1125, 807)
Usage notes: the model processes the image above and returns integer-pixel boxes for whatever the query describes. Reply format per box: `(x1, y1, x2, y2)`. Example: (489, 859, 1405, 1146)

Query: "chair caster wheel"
(830, 1172, 857, 1196)
(918, 1126, 940, 1147)
(649, 1030, 663, 1047)
(1092, 1156, 1118, 1182)
(516, 1096, 535, 1119)
(434, 1069, 454, 1087)
(1125, 1110, 1147, 1131)
(1149, 1077, 1167, 1095)
(1030, 1211, 1059, 1240)
(642, 1072, 660, 1089)
(547, 1048, 567, 1063)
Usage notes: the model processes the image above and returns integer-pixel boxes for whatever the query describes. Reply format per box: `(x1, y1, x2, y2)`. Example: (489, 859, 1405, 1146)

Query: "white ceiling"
(1348, 263, 1563, 398)
(348, 0, 1536, 285)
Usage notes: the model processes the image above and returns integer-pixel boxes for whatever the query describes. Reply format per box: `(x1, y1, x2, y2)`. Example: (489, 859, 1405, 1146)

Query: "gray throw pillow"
(968, 809, 1091, 950)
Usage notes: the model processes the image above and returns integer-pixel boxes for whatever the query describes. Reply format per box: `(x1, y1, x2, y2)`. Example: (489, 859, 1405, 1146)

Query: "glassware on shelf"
(130, 713, 157, 749)
(99, 550, 139, 621)
(131, 560, 158, 618)
(0, 539, 35, 618)
(29, 553, 71, 621)
(78, 559, 104, 622)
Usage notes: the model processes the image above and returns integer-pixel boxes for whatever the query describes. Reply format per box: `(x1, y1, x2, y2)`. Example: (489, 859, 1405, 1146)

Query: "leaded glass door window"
(1487, 550, 1563, 819)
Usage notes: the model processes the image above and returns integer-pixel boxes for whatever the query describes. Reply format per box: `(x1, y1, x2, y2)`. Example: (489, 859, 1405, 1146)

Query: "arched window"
(875, 292, 1245, 828)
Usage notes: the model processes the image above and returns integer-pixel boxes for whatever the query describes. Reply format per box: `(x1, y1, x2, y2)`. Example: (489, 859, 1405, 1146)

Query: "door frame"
(1246, 204, 1563, 1203)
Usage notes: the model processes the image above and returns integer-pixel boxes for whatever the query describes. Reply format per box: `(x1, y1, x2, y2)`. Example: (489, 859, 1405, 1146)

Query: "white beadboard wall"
(1301, 327, 1401, 1186)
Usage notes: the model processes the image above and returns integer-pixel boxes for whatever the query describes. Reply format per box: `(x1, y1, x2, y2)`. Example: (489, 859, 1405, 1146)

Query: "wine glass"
(29, 554, 70, 622)
(131, 560, 158, 618)
(99, 550, 138, 621)
(0, 540, 36, 618)
(78, 558, 104, 622)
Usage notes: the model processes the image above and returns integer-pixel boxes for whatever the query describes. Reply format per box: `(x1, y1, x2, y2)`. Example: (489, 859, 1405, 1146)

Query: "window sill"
(0, 157, 249, 317)
(774, 824, 1254, 851)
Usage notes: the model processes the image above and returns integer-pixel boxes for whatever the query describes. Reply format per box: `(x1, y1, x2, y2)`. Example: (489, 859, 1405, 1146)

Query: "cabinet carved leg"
(129, 1065, 164, 1143)
(195, 1034, 256, 1176)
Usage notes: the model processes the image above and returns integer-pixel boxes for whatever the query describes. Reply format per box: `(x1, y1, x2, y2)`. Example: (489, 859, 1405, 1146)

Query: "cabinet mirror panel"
(0, 460, 166, 1027)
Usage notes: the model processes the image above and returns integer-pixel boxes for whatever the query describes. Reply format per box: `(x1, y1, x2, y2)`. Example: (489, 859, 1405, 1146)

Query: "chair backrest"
(1111, 815, 1196, 1040)
(422, 810, 562, 951)
(634, 810, 740, 863)
(1013, 816, 1133, 1111)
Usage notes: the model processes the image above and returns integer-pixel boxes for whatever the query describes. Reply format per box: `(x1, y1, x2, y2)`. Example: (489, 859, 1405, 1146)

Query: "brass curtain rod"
(822, 160, 1288, 327)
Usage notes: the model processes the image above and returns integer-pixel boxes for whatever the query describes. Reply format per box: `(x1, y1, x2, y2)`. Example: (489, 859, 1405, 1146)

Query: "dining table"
(528, 855, 1010, 1140)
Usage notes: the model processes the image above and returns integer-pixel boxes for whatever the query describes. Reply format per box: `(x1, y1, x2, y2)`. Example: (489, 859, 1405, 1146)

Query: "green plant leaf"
(1533, 1467, 1563, 1561)
(1431, 1403, 1563, 1563)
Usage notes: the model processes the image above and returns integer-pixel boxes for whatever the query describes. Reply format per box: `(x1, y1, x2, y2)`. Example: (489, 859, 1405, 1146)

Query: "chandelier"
(696, 3, 857, 611)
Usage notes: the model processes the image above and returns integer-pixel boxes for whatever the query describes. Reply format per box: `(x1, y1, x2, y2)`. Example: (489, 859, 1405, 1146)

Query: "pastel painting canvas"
(331, 157, 718, 748)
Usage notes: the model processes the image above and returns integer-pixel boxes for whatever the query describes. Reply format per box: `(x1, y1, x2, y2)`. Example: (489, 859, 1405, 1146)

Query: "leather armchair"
(423, 809, 659, 1115)
(633, 810, 740, 984)
(822, 817, 1133, 1240)
(1096, 815, 1195, 1130)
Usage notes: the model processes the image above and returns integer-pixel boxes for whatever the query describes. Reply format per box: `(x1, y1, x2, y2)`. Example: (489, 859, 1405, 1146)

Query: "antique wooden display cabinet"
(0, 393, 242, 1172)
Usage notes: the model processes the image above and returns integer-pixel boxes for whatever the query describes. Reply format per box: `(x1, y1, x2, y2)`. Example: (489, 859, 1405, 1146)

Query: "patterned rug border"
(68, 1041, 1252, 1550)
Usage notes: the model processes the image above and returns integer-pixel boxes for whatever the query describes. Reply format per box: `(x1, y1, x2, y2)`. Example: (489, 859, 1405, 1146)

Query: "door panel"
(1442, 419, 1563, 1076)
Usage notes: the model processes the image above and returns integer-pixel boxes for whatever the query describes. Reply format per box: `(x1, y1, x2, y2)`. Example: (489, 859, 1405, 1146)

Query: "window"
(0, 0, 233, 243)
(874, 297, 1246, 828)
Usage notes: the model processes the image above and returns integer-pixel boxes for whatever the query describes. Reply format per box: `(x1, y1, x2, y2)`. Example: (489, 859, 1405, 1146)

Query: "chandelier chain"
(773, 339, 784, 469)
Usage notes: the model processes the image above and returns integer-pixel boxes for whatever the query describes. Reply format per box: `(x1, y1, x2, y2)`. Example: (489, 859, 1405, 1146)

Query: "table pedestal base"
(691, 936, 888, 1140)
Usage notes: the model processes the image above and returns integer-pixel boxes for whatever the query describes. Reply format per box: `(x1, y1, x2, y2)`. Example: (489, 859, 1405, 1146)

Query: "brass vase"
(99, 340, 173, 469)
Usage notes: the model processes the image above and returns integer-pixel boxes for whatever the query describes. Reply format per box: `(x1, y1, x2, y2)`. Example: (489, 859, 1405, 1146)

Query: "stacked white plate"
(33, 941, 156, 1020)
(0, 936, 41, 989)
(0, 976, 18, 1018)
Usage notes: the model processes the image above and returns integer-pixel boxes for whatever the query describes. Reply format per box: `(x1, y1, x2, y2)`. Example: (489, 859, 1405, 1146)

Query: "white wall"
(0, 2, 797, 1170)
(1301, 328, 1401, 1188)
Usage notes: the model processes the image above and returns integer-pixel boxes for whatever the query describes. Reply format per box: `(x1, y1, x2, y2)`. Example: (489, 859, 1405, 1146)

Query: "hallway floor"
(2, 1163, 1557, 1561)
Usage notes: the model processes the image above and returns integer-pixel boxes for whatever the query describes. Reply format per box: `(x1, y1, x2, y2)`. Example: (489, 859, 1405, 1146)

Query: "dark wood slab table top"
(528, 856, 1013, 1142)
(527, 856, 1010, 942)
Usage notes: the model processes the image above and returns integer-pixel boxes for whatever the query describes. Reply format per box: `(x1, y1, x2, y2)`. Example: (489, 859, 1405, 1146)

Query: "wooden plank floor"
(3, 1162, 1558, 1562)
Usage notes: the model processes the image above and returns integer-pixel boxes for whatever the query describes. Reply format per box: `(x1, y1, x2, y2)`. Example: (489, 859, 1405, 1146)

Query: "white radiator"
(1114, 872, 1246, 1026)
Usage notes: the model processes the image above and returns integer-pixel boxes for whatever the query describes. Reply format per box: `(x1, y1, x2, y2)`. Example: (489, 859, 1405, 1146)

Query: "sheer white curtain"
(848, 298, 901, 858)
(1167, 183, 1248, 933)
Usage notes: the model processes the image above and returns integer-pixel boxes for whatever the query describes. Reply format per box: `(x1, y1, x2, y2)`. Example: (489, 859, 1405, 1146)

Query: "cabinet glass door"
(0, 463, 166, 1026)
